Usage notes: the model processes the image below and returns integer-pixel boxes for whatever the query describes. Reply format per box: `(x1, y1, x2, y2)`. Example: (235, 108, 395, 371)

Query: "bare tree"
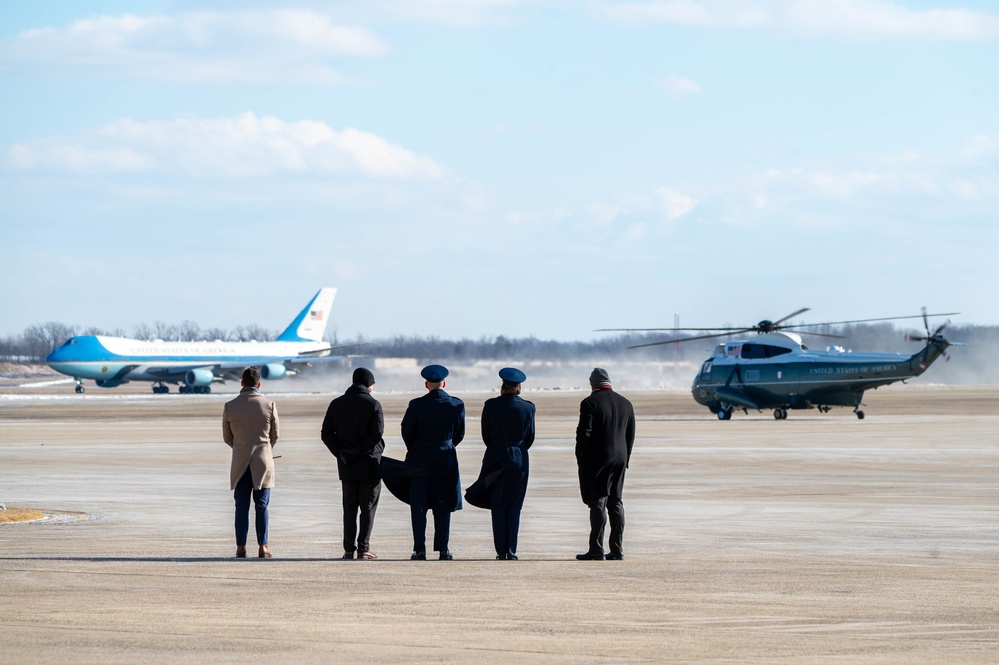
(153, 320, 178, 341)
(178, 320, 202, 341)
(204, 327, 230, 342)
(133, 323, 153, 340)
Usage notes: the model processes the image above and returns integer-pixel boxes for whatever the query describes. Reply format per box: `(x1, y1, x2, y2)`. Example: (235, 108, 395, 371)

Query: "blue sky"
(2, 1, 997, 343)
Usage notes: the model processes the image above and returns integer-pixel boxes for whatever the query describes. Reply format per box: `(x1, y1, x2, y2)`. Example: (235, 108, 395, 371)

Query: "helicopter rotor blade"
(626, 330, 753, 349)
(783, 311, 960, 330)
(595, 326, 755, 333)
(794, 331, 847, 339)
(772, 308, 811, 326)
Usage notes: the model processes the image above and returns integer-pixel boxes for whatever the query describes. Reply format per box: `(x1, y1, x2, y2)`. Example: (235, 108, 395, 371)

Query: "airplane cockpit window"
(61, 339, 78, 346)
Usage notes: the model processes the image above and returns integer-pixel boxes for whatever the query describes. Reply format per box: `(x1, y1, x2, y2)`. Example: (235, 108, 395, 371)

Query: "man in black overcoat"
(575, 367, 635, 560)
(400, 364, 465, 560)
(321, 367, 385, 560)
(466, 367, 536, 560)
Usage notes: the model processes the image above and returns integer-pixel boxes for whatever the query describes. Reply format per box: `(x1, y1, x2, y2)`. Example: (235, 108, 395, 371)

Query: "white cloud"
(963, 133, 999, 158)
(6, 113, 444, 180)
(598, 0, 768, 29)
(377, 0, 526, 28)
(653, 74, 704, 98)
(0, 10, 390, 84)
(506, 208, 571, 225)
(597, 0, 999, 40)
(657, 187, 699, 219)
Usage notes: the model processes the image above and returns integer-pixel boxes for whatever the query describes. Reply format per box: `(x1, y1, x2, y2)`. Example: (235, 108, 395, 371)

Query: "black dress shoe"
(605, 553, 624, 560)
(439, 550, 453, 561)
(496, 554, 505, 560)
(410, 551, 426, 560)
(575, 551, 604, 560)
(342, 551, 355, 559)
(507, 553, 519, 560)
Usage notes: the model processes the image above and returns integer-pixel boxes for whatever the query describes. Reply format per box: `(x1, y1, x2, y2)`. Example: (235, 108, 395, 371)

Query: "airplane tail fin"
(276, 288, 337, 343)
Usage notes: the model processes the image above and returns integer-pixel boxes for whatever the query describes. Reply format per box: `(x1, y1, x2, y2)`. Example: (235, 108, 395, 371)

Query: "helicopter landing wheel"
(856, 410, 865, 420)
(717, 406, 733, 421)
(774, 408, 787, 420)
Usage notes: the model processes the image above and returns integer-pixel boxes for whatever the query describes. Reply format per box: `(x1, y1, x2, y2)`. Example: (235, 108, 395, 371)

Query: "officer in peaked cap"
(465, 367, 535, 560)
(421, 364, 449, 382)
(398, 364, 465, 560)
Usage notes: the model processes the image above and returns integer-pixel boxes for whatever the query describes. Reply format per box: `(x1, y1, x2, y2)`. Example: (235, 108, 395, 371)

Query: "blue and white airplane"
(46, 288, 340, 394)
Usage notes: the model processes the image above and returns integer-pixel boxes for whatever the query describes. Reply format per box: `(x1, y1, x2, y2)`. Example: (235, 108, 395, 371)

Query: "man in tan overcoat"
(223, 366, 279, 558)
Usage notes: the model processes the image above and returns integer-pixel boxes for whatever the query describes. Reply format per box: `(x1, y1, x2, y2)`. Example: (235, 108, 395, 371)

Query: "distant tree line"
(2, 320, 994, 384)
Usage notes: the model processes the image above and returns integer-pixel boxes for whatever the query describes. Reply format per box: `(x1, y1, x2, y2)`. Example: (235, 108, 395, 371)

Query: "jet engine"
(260, 363, 288, 380)
(185, 368, 215, 387)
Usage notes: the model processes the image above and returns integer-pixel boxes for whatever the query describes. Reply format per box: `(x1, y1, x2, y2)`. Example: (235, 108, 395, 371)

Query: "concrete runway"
(1, 384, 997, 663)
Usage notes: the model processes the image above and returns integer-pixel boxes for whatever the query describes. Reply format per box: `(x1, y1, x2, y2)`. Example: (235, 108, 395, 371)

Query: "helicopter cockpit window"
(742, 343, 792, 359)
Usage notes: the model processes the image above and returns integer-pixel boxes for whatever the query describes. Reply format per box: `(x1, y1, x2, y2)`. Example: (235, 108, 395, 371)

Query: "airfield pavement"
(0, 381, 997, 664)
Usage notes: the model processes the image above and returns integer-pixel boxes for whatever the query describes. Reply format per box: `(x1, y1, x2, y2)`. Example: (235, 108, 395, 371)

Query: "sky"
(1, 0, 997, 344)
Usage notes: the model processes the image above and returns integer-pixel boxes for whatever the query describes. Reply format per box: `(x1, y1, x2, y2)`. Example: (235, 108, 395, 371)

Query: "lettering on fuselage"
(808, 364, 898, 375)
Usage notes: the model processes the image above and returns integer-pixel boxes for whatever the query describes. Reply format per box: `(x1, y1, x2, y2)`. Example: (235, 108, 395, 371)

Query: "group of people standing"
(222, 364, 635, 561)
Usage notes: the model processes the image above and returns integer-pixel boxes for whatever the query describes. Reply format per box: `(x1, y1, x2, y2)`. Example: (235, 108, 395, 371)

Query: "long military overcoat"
(320, 383, 385, 482)
(400, 388, 465, 512)
(574, 388, 635, 504)
(223, 387, 279, 490)
(467, 394, 535, 510)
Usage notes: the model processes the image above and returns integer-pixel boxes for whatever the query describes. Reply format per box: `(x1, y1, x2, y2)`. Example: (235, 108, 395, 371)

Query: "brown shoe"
(258, 545, 273, 559)
(358, 551, 378, 560)
(236, 546, 247, 558)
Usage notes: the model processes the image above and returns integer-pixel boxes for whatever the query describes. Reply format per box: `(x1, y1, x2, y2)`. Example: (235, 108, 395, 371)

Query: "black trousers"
(409, 476, 451, 553)
(341, 478, 381, 553)
(587, 495, 625, 556)
(490, 478, 521, 557)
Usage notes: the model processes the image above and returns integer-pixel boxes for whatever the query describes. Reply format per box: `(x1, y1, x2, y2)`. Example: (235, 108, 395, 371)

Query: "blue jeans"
(234, 468, 270, 547)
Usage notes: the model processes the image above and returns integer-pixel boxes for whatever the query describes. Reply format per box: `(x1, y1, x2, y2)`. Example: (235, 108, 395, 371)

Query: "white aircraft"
(46, 288, 340, 394)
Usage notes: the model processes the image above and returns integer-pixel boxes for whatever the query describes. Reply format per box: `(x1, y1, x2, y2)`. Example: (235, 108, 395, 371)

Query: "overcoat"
(320, 384, 385, 482)
(223, 387, 279, 490)
(575, 388, 635, 504)
(466, 394, 535, 510)
(399, 388, 465, 512)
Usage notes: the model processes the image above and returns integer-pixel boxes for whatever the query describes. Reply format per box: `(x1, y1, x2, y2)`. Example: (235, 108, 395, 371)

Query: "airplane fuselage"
(47, 336, 331, 386)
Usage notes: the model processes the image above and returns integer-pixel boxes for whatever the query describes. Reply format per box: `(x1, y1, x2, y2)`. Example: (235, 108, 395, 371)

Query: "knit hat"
(589, 367, 611, 386)
(352, 367, 375, 387)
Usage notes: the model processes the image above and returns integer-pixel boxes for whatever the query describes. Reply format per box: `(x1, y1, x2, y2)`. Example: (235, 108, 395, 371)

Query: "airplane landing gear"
(75, 380, 85, 394)
(152, 384, 169, 394)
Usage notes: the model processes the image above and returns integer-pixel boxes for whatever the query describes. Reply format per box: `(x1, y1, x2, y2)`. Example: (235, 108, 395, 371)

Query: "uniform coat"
(401, 388, 465, 512)
(321, 384, 385, 482)
(468, 394, 535, 510)
(575, 388, 635, 504)
(223, 387, 279, 489)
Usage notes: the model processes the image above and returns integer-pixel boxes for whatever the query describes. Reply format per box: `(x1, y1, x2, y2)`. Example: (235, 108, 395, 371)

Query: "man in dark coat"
(575, 367, 635, 561)
(321, 367, 385, 560)
(400, 364, 465, 560)
(467, 367, 535, 560)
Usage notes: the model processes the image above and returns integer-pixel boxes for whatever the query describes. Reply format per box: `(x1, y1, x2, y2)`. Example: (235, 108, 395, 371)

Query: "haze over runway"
(3, 1, 999, 342)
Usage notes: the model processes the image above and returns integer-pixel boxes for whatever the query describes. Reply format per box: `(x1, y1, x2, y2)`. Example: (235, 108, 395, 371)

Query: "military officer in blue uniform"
(466, 367, 535, 560)
(400, 364, 465, 560)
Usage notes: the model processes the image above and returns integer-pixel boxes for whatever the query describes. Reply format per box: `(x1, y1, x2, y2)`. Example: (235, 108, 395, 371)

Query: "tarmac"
(1, 383, 997, 663)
